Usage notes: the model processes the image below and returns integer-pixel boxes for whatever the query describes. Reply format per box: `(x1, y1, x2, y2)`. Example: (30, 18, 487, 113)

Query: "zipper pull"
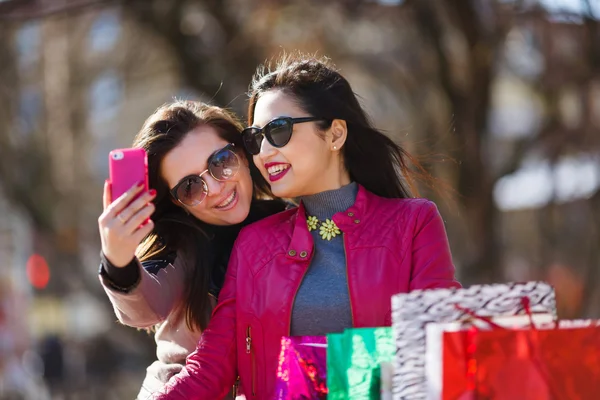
(246, 326, 252, 354)
(232, 376, 240, 397)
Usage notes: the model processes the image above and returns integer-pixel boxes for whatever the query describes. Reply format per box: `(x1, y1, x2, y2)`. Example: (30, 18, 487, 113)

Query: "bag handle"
(455, 297, 562, 399)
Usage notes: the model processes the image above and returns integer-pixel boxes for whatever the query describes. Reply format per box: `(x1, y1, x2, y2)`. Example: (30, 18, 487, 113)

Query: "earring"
(333, 146, 337, 150)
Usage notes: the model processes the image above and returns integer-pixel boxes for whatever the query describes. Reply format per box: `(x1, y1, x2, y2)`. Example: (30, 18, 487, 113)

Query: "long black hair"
(248, 53, 421, 199)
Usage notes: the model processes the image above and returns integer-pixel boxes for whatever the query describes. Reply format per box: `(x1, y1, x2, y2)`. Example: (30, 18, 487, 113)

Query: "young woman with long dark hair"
(153, 55, 460, 399)
(97, 101, 285, 399)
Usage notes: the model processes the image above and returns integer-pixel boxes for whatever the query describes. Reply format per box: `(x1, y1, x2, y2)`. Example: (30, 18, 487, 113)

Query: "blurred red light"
(26, 254, 50, 289)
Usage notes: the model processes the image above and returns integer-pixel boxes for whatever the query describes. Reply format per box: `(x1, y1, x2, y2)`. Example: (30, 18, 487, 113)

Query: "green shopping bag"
(326, 327, 395, 400)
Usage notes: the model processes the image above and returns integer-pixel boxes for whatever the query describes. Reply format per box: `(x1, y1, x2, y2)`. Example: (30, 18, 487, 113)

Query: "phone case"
(108, 148, 149, 203)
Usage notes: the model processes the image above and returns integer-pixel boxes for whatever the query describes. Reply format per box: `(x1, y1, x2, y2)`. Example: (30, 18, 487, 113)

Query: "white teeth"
(267, 164, 289, 175)
(216, 190, 236, 208)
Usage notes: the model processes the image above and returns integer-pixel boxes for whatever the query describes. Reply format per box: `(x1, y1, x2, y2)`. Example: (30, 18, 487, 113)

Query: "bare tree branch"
(0, 0, 118, 20)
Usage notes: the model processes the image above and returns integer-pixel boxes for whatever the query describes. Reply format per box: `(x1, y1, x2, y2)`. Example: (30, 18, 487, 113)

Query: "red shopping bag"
(442, 318, 600, 399)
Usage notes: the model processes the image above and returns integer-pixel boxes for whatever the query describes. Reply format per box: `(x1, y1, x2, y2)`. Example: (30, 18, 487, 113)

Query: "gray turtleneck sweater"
(290, 182, 358, 337)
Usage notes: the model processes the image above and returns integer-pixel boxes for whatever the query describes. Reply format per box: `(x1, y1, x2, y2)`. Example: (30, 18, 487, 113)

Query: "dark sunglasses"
(170, 143, 240, 207)
(241, 116, 329, 155)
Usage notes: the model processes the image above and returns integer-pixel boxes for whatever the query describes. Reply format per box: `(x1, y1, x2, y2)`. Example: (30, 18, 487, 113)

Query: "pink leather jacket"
(153, 185, 461, 399)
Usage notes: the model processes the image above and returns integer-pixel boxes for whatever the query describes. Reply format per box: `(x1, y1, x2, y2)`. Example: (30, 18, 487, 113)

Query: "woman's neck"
(300, 182, 358, 221)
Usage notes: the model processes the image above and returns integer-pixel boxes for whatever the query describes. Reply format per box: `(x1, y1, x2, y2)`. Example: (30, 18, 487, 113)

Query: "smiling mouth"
(214, 189, 237, 209)
(267, 164, 290, 176)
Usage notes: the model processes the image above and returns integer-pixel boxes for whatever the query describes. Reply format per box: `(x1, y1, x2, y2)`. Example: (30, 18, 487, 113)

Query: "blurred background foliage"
(0, 0, 598, 398)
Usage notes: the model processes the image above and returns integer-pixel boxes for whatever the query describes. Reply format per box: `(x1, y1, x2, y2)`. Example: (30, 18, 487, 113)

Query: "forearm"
(99, 256, 184, 328)
(100, 251, 140, 291)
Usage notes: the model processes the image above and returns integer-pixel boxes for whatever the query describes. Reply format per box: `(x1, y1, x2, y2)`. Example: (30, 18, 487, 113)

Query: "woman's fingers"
(132, 219, 155, 244)
(98, 184, 155, 268)
(105, 181, 146, 217)
(103, 180, 112, 210)
(115, 190, 156, 226)
(123, 202, 155, 234)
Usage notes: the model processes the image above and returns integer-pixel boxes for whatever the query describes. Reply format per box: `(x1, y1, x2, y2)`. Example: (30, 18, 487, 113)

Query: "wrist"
(103, 251, 134, 268)
(99, 251, 141, 293)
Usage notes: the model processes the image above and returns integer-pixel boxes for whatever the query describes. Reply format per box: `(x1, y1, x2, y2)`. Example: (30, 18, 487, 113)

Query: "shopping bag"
(425, 314, 555, 400)
(274, 336, 328, 400)
(442, 323, 600, 399)
(391, 281, 557, 399)
(327, 327, 395, 400)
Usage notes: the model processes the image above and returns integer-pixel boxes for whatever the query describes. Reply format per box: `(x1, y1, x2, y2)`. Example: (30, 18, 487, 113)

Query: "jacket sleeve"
(150, 239, 240, 399)
(409, 201, 461, 291)
(99, 257, 185, 328)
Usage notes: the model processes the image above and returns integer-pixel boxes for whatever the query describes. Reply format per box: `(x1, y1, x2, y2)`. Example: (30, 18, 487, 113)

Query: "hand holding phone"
(98, 148, 155, 267)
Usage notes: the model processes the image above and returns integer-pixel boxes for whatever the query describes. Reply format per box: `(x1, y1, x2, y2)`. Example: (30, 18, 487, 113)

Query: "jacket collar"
(286, 184, 373, 261)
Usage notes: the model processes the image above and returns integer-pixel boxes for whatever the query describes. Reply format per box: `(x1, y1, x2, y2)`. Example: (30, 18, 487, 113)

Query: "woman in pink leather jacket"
(153, 54, 461, 399)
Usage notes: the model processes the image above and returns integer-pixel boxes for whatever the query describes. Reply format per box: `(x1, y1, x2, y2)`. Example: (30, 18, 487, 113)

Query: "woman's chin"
(270, 182, 295, 199)
(225, 199, 251, 224)
(191, 204, 247, 226)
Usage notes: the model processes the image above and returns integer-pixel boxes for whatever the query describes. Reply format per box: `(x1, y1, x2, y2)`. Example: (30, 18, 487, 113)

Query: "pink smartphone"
(108, 148, 149, 204)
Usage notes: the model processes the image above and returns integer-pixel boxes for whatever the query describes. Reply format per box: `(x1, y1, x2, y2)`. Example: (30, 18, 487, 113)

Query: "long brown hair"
(248, 53, 424, 199)
(132, 100, 271, 331)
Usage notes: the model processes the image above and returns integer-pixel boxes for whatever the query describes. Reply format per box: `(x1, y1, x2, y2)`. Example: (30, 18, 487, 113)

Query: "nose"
(204, 174, 225, 198)
(258, 135, 277, 161)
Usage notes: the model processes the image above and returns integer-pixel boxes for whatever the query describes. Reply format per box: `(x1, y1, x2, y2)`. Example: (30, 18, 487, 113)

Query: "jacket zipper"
(288, 248, 314, 334)
(246, 325, 256, 397)
(343, 234, 355, 326)
(232, 376, 240, 397)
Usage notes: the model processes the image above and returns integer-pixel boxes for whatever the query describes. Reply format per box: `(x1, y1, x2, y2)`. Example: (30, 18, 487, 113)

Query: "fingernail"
(149, 189, 157, 196)
(137, 181, 145, 187)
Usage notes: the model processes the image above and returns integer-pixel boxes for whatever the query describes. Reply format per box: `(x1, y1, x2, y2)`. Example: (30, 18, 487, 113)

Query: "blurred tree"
(1, 0, 599, 317)
(0, 25, 56, 232)
(357, 0, 599, 294)
(0, 15, 90, 297)
(405, 0, 510, 284)
(120, 0, 264, 111)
